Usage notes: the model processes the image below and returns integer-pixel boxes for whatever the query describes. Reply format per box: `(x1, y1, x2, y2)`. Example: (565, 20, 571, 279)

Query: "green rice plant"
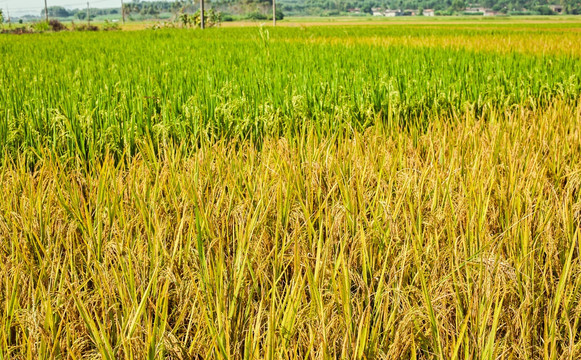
(0, 23, 580, 161)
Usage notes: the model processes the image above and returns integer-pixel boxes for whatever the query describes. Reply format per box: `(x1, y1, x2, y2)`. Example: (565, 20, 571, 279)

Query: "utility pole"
(200, 0, 204, 29)
(44, 0, 48, 22)
(272, 0, 276, 26)
(87, 2, 90, 26)
(121, 0, 125, 24)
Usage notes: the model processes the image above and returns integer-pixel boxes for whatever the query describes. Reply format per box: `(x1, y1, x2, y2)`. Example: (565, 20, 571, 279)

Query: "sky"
(0, 0, 122, 17)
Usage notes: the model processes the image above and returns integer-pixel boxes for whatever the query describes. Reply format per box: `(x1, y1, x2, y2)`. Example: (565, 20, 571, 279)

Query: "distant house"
(372, 7, 384, 16)
(404, 9, 416, 15)
(384, 9, 400, 17)
(347, 8, 361, 14)
(483, 9, 499, 16)
(549, 5, 564, 13)
(423, 9, 435, 16)
(465, 7, 486, 14)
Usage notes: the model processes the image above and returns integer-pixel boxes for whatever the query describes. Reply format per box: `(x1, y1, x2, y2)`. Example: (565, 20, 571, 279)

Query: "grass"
(1, 19, 581, 359)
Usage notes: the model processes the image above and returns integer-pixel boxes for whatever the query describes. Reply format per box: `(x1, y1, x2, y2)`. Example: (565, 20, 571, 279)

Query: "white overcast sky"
(1, 0, 123, 16)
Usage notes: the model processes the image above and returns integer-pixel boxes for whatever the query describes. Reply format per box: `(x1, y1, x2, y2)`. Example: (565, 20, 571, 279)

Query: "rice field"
(1, 19, 581, 359)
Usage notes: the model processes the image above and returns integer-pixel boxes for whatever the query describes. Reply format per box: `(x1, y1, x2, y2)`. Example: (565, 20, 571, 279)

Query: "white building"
(372, 8, 384, 16)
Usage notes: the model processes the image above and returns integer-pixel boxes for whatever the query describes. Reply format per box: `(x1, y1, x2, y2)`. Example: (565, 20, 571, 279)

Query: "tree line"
(37, 0, 581, 20)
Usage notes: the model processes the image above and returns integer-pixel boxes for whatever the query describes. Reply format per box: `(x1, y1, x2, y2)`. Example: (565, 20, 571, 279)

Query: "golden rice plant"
(1, 98, 580, 358)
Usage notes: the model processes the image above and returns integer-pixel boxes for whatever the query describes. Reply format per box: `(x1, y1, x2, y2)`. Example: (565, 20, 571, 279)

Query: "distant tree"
(563, 0, 581, 14)
(0, 9, 4, 27)
(536, 5, 555, 14)
(171, 0, 184, 18)
(451, 0, 465, 11)
(275, 8, 284, 19)
(42, 6, 71, 18)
